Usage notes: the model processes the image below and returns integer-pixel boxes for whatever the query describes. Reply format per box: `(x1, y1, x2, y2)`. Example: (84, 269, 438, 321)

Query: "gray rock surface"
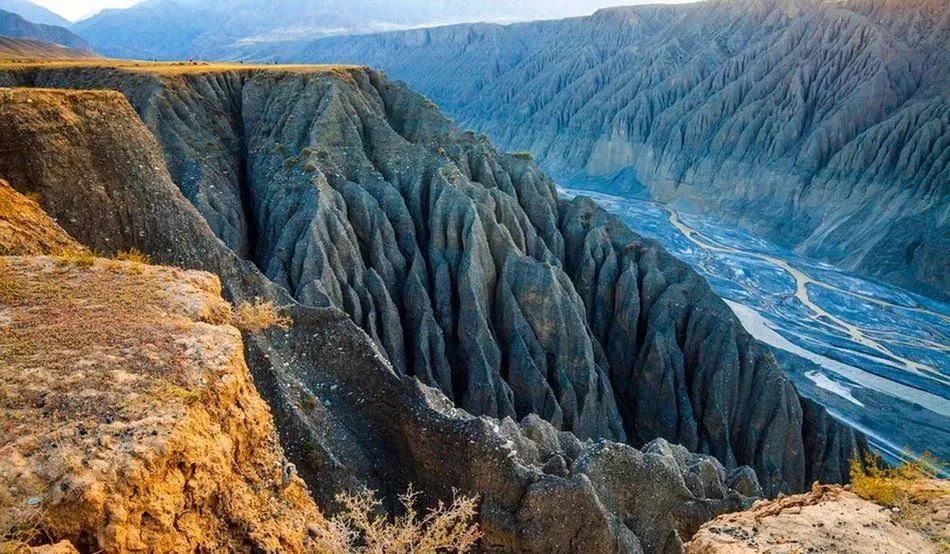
(0, 65, 866, 501)
(0, 82, 758, 554)
(283, 0, 950, 301)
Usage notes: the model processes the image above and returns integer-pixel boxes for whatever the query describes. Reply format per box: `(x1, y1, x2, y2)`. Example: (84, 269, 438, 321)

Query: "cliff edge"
(0, 255, 326, 552)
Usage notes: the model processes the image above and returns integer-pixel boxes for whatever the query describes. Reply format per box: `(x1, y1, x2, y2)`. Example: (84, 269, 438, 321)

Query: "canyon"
(0, 63, 868, 552)
(282, 0, 949, 302)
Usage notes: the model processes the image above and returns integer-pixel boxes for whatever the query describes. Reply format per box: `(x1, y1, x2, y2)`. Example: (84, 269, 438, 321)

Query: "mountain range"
(0, 8, 90, 50)
(0, 0, 69, 27)
(66, 0, 640, 60)
(268, 0, 949, 301)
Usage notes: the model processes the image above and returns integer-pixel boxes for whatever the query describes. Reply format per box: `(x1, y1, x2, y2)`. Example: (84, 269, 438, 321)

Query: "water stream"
(563, 188, 950, 464)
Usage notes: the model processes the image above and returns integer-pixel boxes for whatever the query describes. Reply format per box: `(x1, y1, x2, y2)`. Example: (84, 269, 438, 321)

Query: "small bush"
(114, 249, 151, 264)
(512, 151, 533, 161)
(51, 248, 96, 267)
(231, 298, 292, 333)
(313, 486, 480, 554)
(850, 450, 943, 507)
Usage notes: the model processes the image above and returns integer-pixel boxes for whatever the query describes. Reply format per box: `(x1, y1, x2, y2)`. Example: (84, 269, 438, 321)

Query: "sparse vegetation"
(231, 298, 292, 332)
(850, 450, 943, 508)
(51, 247, 96, 267)
(0, 505, 48, 554)
(312, 486, 481, 554)
(512, 151, 533, 161)
(114, 248, 151, 264)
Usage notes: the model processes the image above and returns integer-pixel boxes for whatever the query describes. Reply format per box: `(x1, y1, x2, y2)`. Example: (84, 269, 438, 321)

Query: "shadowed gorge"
(0, 64, 866, 552)
(280, 0, 950, 301)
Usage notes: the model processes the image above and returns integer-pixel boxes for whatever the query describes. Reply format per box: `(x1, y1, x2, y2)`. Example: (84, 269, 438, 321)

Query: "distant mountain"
(72, 0, 636, 60)
(0, 0, 70, 27)
(0, 9, 91, 51)
(276, 0, 950, 300)
(0, 35, 96, 59)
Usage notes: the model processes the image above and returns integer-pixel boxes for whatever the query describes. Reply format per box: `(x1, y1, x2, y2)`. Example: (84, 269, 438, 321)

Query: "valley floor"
(562, 188, 950, 466)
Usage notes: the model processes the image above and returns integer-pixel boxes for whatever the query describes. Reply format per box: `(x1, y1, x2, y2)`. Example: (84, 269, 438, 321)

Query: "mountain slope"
(0, 63, 865, 504)
(0, 0, 70, 27)
(0, 36, 96, 59)
(72, 0, 636, 60)
(282, 0, 950, 300)
(0, 8, 90, 51)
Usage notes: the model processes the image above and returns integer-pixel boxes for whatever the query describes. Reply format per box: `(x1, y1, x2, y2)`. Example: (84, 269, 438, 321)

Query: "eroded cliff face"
(283, 0, 950, 300)
(0, 75, 862, 552)
(0, 255, 326, 553)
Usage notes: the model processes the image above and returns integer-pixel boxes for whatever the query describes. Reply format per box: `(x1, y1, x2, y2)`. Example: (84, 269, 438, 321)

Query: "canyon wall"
(0, 70, 865, 551)
(282, 0, 950, 300)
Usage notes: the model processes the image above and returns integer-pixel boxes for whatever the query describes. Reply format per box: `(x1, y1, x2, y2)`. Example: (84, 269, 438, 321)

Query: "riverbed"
(563, 188, 950, 464)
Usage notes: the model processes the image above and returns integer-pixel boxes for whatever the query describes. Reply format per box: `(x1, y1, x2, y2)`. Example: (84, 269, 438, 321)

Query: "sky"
(31, 0, 700, 23)
(32, 0, 142, 21)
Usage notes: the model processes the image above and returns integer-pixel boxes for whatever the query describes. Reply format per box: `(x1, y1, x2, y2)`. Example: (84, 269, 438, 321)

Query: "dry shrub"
(113, 248, 151, 264)
(0, 505, 47, 553)
(313, 486, 480, 554)
(231, 298, 292, 332)
(850, 450, 943, 507)
(51, 247, 95, 267)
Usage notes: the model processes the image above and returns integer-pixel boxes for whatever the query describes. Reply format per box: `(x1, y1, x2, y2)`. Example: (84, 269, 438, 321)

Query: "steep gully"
(0, 67, 867, 551)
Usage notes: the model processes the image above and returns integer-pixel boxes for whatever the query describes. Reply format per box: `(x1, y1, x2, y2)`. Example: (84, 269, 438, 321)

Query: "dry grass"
(0, 505, 48, 553)
(50, 247, 96, 267)
(312, 486, 480, 554)
(0, 60, 362, 76)
(113, 248, 151, 264)
(231, 298, 292, 333)
(850, 451, 943, 508)
(850, 450, 948, 549)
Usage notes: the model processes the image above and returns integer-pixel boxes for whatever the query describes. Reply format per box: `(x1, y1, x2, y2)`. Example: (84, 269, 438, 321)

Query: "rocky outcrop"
(686, 482, 950, 553)
(287, 0, 950, 300)
(0, 256, 326, 553)
(0, 75, 865, 551)
(0, 178, 79, 254)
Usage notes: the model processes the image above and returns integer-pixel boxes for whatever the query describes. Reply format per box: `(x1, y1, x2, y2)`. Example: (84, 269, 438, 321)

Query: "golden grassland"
(0, 58, 365, 76)
(850, 451, 949, 550)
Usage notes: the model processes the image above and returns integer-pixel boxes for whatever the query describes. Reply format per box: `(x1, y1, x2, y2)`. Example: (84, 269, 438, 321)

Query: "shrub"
(113, 249, 151, 264)
(313, 486, 480, 554)
(231, 298, 292, 332)
(51, 247, 96, 267)
(850, 450, 943, 507)
(512, 151, 533, 161)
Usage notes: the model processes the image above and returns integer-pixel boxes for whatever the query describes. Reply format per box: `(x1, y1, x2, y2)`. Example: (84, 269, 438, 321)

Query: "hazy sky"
(32, 0, 700, 22)
(32, 0, 142, 21)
